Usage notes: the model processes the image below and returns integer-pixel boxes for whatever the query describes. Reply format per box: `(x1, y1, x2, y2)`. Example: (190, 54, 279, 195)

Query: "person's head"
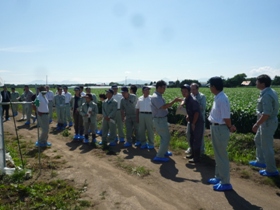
(130, 85, 137, 94)
(256, 74, 271, 90)
(3, 86, 7, 91)
(57, 86, 62, 94)
(181, 84, 191, 98)
(190, 83, 199, 96)
(111, 85, 118, 94)
(121, 86, 129, 98)
(46, 85, 50, 91)
(85, 87, 91, 94)
(80, 85, 84, 93)
(24, 85, 29, 92)
(74, 87, 80, 96)
(39, 86, 47, 95)
(155, 80, 167, 94)
(63, 86, 68, 92)
(11, 87, 15, 92)
(142, 86, 150, 97)
(85, 93, 93, 102)
(208, 76, 223, 94)
(105, 88, 114, 99)
(99, 93, 107, 101)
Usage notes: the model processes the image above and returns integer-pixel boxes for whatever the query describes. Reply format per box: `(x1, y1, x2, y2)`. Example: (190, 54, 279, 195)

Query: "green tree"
(272, 76, 280, 85)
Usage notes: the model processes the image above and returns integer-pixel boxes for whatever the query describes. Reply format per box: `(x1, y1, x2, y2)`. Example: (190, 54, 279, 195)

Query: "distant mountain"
(117, 78, 153, 85)
(29, 79, 80, 85)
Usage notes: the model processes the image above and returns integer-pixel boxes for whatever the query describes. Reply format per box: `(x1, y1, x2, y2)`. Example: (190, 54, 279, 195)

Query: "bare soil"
(2, 114, 280, 210)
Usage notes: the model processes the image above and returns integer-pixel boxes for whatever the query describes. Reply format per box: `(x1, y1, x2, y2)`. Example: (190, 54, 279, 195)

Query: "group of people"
(1, 74, 279, 192)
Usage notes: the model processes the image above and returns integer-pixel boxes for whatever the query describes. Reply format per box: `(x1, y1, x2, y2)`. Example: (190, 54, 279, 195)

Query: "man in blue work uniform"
(249, 74, 279, 176)
(180, 84, 204, 163)
(151, 80, 182, 162)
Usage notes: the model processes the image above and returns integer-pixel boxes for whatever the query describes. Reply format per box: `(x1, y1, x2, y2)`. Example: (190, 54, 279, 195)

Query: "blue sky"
(0, 0, 280, 84)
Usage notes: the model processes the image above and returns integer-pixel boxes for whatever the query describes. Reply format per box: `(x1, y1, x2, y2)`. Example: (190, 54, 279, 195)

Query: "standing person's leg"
(138, 114, 146, 146)
(48, 101, 53, 122)
(125, 116, 133, 143)
(40, 114, 49, 144)
(102, 119, 109, 144)
(83, 121, 89, 143)
(26, 104, 32, 123)
(90, 122, 97, 143)
(201, 124, 205, 154)
(186, 122, 191, 153)
(73, 112, 79, 136)
(78, 114, 84, 138)
(22, 104, 26, 119)
(211, 125, 230, 184)
(260, 120, 278, 173)
(56, 107, 61, 128)
(65, 104, 72, 126)
(191, 122, 204, 161)
(115, 110, 124, 140)
(2, 105, 4, 119)
(254, 128, 266, 165)
(108, 120, 116, 144)
(133, 115, 140, 143)
(146, 114, 154, 148)
(153, 117, 170, 158)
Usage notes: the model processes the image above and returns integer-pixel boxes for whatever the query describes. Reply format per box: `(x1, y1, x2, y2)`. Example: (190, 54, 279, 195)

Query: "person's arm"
(224, 118, 236, 132)
(252, 114, 270, 133)
(160, 97, 182, 109)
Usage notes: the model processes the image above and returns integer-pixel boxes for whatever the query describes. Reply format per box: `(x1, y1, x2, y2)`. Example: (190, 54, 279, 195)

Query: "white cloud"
(125, 71, 131, 74)
(248, 66, 280, 78)
(0, 70, 10, 73)
(0, 46, 43, 53)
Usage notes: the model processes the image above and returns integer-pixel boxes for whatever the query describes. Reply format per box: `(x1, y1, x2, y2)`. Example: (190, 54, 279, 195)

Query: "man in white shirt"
(63, 86, 73, 127)
(136, 86, 154, 149)
(112, 85, 125, 142)
(80, 86, 86, 97)
(34, 86, 51, 147)
(207, 77, 236, 191)
(46, 85, 54, 123)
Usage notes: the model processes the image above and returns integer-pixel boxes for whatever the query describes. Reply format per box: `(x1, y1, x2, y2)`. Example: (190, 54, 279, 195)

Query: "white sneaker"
(185, 148, 192, 154)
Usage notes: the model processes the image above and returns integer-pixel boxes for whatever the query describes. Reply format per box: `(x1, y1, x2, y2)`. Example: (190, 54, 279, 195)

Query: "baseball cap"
(106, 88, 114, 94)
(111, 85, 118, 89)
(74, 87, 80, 91)
(85, 93, 93, 99)
(142, 86, 150, 91)
(180, 84, 191, 91)
(121, 86, 128, 92)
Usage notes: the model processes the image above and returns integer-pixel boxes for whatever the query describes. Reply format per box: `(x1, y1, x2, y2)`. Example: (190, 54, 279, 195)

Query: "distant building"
(241, 81, 251, 86)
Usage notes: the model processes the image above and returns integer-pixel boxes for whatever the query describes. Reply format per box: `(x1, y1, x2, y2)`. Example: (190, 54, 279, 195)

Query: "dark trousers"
(73, 111, 84, 135)
(190, 121, 204, 161)
(2, 105, 9, 120)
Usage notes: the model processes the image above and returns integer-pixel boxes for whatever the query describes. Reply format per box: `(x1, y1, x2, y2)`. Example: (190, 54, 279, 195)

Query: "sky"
(0, 0, 280, 85)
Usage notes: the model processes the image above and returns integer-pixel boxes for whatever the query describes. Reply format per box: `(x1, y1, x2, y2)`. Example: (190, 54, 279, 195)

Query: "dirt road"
(3, 117, 280, 210)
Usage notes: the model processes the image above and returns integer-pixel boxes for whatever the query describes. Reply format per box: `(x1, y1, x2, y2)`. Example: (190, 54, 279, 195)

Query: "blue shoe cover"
(259, 170, 279, 176)
(79, 135, 84, 140)
(109, 142, 117, 146)
(249, 160, 266, 168)
(153, 157, 169, 162)
(119, 137, 125, 142)
(164, 151, 173, 156)
(69, 122, 73, 127)
(213, 183, 233, 191)
(25, 121, 30, 125)
(148, 145, 154, 149)
(92, 139, 97, 143)
(208, 178, 221, 184)
(140, 144, 148, 149)
(115, 137, 118, 142)
(83, 138, 89, 144)
(124, 142, 132, 147)
(35, 141, 52, 147)
(134, 141, 141, 146)
(49, 119, 52, 124)
(73, 134, 79, 140)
